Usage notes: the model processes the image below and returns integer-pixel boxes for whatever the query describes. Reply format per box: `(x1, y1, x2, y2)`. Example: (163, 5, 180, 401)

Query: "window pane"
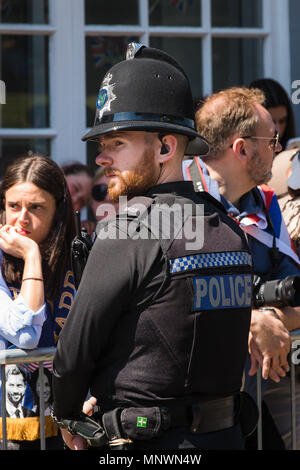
(150, 37, 202, 102)
(0, 139, 50, 178)
(212, 0, 262, 27)
(149, 0, 201, 26)
(85, 36, 138, 127)
(213, 38, 263, 92)
(85, 0, 138, 25)
(0, 35, 49, 128)
(0, 0, 48, 24)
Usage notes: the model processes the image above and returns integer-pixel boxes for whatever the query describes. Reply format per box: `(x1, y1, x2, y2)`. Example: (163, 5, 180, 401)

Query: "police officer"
(52, 44, 254, 450)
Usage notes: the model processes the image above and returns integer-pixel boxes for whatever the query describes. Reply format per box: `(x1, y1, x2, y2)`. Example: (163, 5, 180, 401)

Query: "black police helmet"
(82, 43, 209, 156)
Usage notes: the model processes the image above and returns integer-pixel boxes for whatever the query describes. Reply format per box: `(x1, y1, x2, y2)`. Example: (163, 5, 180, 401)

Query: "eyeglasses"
(230, 131, 280, 151)
(91, 183, 108, 201)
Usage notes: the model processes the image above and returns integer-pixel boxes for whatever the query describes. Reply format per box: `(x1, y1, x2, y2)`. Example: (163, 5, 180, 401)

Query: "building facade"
(0, 0, 298, 176)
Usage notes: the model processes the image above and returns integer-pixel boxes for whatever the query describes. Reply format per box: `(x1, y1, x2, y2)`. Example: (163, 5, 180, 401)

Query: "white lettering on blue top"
(193, 274, 252, 310)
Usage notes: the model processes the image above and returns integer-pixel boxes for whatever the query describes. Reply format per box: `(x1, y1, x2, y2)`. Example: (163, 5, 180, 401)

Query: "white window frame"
(0, 0, 291, 167)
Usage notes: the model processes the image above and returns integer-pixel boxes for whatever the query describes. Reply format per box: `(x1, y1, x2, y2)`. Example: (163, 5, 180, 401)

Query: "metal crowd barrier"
(256, 330, 300, 450)
(0, 347, 56, 450)
(1, 337, 300, 451)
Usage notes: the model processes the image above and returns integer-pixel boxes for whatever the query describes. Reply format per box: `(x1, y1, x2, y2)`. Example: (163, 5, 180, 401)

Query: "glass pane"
(212, 0, 262, 27)
(0, 0, 48, 24)
(150, 37, 202, 103)
(213, 38, 263, 92)
(85, 35, 139, 127)
(149, 0, 201, 26)
(85, 0, 138, 25)
(0, 139, 50, 178)
(0, 35, 49, 128)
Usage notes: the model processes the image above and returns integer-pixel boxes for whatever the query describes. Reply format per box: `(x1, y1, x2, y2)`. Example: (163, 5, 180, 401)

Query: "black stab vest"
(93, 191, 253, 408)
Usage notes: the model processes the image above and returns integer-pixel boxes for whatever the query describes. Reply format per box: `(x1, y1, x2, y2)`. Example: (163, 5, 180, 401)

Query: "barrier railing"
(1, 337, 300, 450)
(255, 330, 300, 450)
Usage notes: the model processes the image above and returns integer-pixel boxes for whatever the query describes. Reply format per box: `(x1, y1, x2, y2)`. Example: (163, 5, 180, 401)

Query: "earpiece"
(160, 143, 169, 155)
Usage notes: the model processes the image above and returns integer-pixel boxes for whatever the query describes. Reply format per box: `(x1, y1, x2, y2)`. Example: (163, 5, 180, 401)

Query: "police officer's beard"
(106, 147, 159, 202)
(246, 148, 272, 186)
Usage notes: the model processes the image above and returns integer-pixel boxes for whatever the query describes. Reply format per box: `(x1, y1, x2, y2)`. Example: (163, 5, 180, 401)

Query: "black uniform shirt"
(53, 182, 194, 418)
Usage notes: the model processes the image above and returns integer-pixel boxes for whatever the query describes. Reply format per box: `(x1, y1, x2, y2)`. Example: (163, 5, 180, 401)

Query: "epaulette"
(117, 196, 154, 219)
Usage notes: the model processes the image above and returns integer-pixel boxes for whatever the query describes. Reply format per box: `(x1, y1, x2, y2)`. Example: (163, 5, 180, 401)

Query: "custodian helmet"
(82, 43, 209, 156)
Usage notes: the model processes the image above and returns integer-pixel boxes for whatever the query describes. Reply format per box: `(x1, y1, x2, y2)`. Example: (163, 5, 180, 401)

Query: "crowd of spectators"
(0, 76, 299, 451)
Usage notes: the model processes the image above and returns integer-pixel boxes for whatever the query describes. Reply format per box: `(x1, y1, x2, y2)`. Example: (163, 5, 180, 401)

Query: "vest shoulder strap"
(185, 158, 208, 193)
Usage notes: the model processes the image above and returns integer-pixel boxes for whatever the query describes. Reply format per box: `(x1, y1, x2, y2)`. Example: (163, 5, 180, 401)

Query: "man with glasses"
(184, 86, 300, 449)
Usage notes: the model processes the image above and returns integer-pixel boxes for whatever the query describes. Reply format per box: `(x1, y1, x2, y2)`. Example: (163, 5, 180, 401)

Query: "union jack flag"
(91, 37, 106, 69)
(91, 37, 136, 70)
(170, 0, 193, 13)
(23, 361, 53, 374)
(239, 184, 300, 265)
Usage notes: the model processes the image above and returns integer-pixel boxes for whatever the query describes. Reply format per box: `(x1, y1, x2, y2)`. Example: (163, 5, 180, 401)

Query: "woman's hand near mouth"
(0, 224, 39, 260)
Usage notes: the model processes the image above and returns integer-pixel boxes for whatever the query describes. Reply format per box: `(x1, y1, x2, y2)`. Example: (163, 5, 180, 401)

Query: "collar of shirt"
(146, 180, 197, 198)
(6, 400, 23, 418)
(221, 191, 262, 220)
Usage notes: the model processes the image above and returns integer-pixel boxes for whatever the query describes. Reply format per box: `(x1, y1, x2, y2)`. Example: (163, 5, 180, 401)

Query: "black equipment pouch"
(120, 406, 165, 441)
(102, 408, 134, 450)
(237, 391, 259, 438)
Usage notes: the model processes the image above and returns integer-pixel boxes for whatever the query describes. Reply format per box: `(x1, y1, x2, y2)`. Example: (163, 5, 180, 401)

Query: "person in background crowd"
(62, 162, 95, 235)
(249, 78, 296, 150)
(5, 365, 35, 418)
(249, 78, 299, 219)
(268, 147, 300, 209)
(263, 150, 300, 449)
(280, 151, 300, 259)
(30, 367, 53, 417)
(183, 86, 300, 449)
(0, 154, 76, 450)
(61, 162, 93, 213)
(90, 167, 119, 223)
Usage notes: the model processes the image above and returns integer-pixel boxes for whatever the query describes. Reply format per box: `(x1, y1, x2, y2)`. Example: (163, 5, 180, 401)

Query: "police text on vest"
(194, 274, 252, 310)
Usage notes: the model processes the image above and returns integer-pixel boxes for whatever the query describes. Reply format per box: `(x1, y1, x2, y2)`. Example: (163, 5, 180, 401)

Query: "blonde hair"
(195, 87, 266, 159)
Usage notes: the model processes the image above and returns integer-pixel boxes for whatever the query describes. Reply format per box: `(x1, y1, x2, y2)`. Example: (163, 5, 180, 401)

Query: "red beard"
(104, 146, 159, 201)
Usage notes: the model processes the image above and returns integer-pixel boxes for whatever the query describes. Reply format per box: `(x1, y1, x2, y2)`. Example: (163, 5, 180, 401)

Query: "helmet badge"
(96, 73, 116, 120)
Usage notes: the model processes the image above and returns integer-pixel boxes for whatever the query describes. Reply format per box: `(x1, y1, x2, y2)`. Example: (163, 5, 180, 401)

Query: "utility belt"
(52, 392, 258, 449)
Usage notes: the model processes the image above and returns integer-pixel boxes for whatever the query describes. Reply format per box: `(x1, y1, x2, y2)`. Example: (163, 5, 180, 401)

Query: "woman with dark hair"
(249, 78, 296, 149)
(0, 154, 76, 449)
(30, 367, 53, 416)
